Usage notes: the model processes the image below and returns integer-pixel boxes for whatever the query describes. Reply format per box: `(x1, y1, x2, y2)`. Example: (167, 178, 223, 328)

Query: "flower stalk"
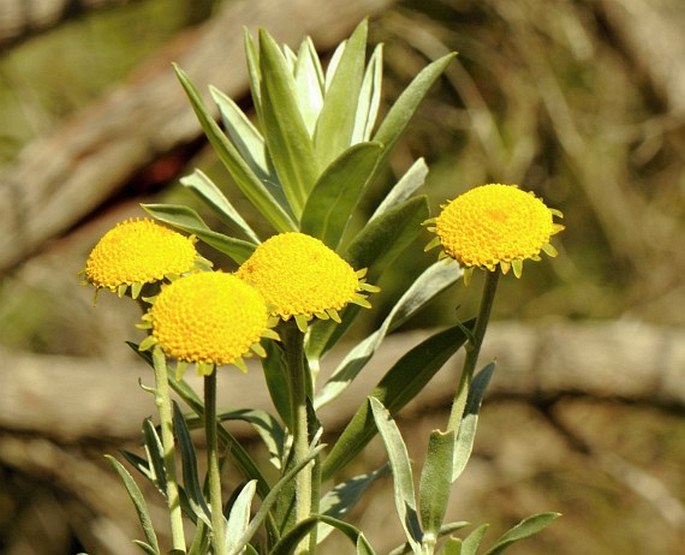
(152, 347, 186, 552)
(447, 268, 500, 433)
(282, 321, 314, 554)
(205, 370, 227, 555)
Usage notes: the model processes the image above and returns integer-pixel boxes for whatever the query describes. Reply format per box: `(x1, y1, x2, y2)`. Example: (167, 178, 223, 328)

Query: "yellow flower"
(141, 272, 276, 374)
(84, 218, 203, 298)
(425, 184, 564, 282)
(236, 232, 377, 332)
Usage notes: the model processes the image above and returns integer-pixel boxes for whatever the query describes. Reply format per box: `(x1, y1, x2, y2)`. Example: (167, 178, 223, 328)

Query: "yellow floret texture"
(236, 232, 359, 319)
(85, 218, 197, 289)
(150, 272, 268, 366)
(435, 184, 558, 270)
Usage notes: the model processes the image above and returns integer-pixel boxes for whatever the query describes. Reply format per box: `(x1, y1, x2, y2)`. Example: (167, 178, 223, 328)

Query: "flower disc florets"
(236, 232, 377, 331)
(84, 218, 201, 297)
(425, 184, 564, 281)
(144, 272, 273, 373)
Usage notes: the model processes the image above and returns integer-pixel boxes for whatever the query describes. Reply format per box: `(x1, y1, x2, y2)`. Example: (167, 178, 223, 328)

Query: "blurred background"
(0, 0, 683, 553)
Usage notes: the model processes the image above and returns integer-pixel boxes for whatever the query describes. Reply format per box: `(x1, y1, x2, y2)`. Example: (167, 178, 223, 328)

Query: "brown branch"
(1, 320, 683, 444)
(0, 0, 394, 274)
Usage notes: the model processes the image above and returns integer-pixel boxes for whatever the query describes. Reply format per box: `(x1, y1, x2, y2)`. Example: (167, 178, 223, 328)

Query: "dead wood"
(1, 320, 682, 444)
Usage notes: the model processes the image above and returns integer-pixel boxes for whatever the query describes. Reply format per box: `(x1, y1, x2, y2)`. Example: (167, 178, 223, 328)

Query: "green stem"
(152, 347, 186, 552)
(205, 370, 227, 555)
(447, 269, 500, 433)
(282, 321, 313, 554)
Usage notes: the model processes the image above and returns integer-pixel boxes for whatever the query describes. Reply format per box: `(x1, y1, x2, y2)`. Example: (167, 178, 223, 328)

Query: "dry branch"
(0, 0, 393, 274)
(1, 320, 683, 444)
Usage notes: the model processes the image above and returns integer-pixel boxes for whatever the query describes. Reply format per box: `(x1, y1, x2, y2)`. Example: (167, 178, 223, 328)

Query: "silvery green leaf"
(419, 430, 455, 538)
(315, 259, 461, 409)
(174, 64, 296, 232)
(461, 524, 489, 555)
(243, 29, 262, 116)
(217, 409, 286, 470)
(324, 39, 346, 92)
(370, 158, 429, 222)
(484, 513, 561, 555)
(452, 362, 496, 482)
(314, 19, 368, 168)
(352, 43, 383, 144)
(259, 28, 319, 217)
(300, 141, 382, 248)
(369, 397, 422, 552)
(282, 43, 297, 73)
(106, 455, 161, 554)
(225, 480, 257, 554)
(180, 169, 260, 244)
(294, 37, 324, 135)
(210, 87, 275, 185)
(318, 466, 388, 542)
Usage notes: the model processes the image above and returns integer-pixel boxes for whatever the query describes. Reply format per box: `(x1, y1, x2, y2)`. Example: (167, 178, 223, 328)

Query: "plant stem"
(205, 370, 227, 555)
(447, 269, 500, 433)
(282, 321, 312, 554)
(152, 347, 186, 552)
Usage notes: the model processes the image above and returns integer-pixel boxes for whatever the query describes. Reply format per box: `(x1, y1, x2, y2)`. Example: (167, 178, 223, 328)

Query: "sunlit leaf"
(419, 429, 455, 537)
(484, 513, 561, 555)
(352, 44, 383, 144)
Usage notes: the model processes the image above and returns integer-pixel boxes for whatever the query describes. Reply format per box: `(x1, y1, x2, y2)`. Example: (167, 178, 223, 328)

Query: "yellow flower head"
(84, 218, 202, 298)
(425, 184, 564, 282)
(236, 232, 378, 332)
(142, 272, 276, 375)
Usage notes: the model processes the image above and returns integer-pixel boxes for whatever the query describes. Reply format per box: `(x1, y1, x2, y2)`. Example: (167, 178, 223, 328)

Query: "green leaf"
(300, 141, 383, 248)
(142, 203, 256, 265)
(243, 29, 262, 116)
(132, 540, 159, 555)
(370, 158, 429, 222)
(187, 519, 212, 555)
(419, 429, 455, 538)
(258, 28, 319, 217)
(142, 417, 167, 494)
(217, 409, 287, 470)
(373, 53, 456, 167)
(180, 169, 261, 244)
(261, 339, 292, 430)
(306, 195, 430, 363)
(294, 36, 325, 136)
(452, 362, 496, 482)
(172, 403, 212, 526)
(314, 19, 368, 167)
(437, 537, 462, 555)
(388, 522, 471, 555)
(352, 43, 383, 144)
(484, 513, 561, 555)
(267, 517, 318, 555)
(174, 64, 296, 232)
(318, 466, 388, 542)
(369, 397, 422, 551)
(229, 444, 327, 555)
(105, 455, 161, 554)
(321, 322, 473, 480)
(225, 480, 258, 553)
(210, 87, 274, 186)
(315, 259, 461, 409)
(461, 524, 490, 555)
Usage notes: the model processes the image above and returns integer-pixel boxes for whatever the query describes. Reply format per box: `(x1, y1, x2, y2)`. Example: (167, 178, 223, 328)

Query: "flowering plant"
(84, 20, 562, 555)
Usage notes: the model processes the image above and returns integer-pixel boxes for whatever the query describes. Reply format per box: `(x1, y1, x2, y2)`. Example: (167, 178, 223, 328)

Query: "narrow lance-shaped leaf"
(419, 429, 455, 539)
(105, 455, 161, 555)
(306, 195, 430, 364)
(321, 321, 473, 480)
(174, 64, 296, 233)
(372, 53, 456, 172)
(314, 19, 368, 167)
(258, 29, 319, 217)
(300, 141, 383, 248)
(452, 362, 496, 482)
(210, 86, 282, 198)
(315, 259, 461, 409)
(484, 513, 561, 555)
(370, 158, 429, 222)
(225, 480, 258, 554)
(352, 43, 383, 144)
(142, 203, 255, 265)
(180, 169, 260, 244)
(370, 398, 422, 552)
(294, 36, 325, 136)
(460, 524, 490, 555)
